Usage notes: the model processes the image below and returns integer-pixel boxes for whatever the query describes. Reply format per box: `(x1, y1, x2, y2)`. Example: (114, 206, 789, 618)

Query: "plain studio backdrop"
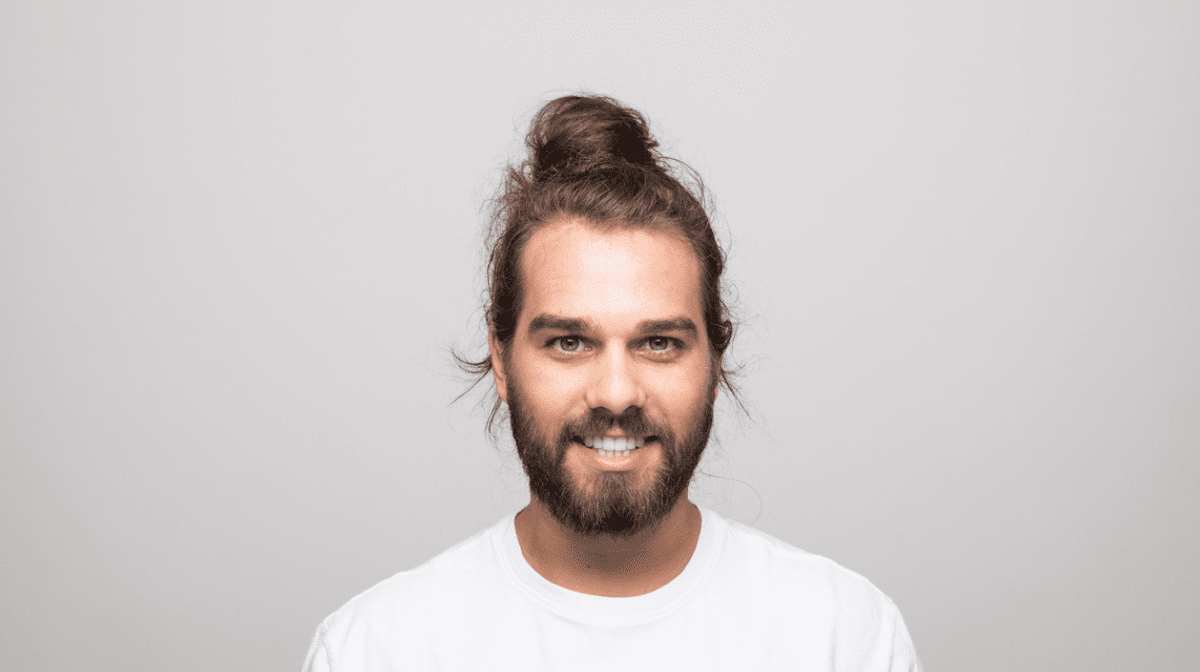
(2, 2, 1198, 671)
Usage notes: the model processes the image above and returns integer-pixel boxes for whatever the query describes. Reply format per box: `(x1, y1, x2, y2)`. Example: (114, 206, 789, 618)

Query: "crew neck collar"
(496, 502, 723, 625)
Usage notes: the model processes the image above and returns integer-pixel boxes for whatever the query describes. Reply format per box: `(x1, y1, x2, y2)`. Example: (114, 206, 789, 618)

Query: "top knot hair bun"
(527, 95, 661, 182)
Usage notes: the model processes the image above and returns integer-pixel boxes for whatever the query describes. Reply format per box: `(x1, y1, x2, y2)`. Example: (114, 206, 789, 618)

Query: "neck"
(513, 492, 702, 597)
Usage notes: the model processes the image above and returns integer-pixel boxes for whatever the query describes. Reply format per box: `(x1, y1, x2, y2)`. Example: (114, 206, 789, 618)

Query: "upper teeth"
(585, 437, 645, 451)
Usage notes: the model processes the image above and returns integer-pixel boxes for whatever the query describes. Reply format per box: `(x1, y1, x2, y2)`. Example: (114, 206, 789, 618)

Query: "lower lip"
(571, 439, 658, 469)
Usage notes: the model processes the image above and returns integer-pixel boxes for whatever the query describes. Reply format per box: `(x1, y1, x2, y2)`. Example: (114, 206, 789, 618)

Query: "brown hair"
(455, 94, 745, 432)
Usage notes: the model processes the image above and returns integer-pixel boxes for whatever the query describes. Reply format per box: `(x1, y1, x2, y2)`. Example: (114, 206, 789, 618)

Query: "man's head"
(458, 95, 742, 537)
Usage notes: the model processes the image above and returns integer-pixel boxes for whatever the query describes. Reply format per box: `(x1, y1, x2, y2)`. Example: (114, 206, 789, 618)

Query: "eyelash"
(546, 336, 682, 356)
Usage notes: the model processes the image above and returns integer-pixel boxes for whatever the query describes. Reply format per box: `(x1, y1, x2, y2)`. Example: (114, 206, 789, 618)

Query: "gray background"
(2, 2, 1197, 671)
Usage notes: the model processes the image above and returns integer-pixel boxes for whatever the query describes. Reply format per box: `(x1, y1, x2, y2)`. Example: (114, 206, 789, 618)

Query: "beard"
(506, 376, 715, 540)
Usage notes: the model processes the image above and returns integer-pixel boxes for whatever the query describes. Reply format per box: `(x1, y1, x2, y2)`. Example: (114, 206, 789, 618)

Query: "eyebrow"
(526, 314, 699, 337)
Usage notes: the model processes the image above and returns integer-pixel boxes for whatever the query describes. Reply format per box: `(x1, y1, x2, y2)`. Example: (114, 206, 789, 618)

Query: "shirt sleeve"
(300, 626, 333, 672)
(887, 604, 923, 672)
(831, 568, 923, 672)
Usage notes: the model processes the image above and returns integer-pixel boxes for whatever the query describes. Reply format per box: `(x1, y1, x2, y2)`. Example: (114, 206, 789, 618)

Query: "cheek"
(669, 376, 710, 414)
(518, 358, 586, 418)
(524, 357, 580, 395)
(641, 361, 708, 418)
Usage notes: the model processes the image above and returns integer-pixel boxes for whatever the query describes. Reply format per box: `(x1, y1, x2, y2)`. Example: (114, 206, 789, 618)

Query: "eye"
(643, 337, 678, 354)
(550, 336, 587, 354)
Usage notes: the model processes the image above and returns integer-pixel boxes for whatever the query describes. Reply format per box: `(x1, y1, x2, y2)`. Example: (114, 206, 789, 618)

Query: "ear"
(489, 328, 509, 404)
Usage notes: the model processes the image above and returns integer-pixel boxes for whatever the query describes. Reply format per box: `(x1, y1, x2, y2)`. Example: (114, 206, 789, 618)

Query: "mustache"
(558, 407, 669, 442)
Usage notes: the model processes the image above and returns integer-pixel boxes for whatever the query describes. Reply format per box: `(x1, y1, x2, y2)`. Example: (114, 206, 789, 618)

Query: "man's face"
(491, 218, 717, 539)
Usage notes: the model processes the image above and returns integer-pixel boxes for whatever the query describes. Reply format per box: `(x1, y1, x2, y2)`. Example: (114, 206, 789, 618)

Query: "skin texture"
(489, 218, 719, 597)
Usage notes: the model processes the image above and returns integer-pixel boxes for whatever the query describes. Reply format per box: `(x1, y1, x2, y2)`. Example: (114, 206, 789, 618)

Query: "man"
(303, 95, 922, 671)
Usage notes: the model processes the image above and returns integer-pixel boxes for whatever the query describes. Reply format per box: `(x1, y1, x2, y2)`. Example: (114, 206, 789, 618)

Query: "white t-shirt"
(303, 504, 922, 671)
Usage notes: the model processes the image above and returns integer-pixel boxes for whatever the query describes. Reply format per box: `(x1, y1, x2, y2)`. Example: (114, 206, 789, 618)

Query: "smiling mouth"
(573, 435, 656, 457)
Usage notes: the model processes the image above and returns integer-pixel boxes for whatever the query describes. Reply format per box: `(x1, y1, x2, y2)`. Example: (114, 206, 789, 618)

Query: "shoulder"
(711, 513, 921, 671)
(718, 514, 891, 607)
(302, 521, 506, 671)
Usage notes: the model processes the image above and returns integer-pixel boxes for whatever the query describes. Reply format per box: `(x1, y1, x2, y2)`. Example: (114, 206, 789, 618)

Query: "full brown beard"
(506, 377, 715, 539)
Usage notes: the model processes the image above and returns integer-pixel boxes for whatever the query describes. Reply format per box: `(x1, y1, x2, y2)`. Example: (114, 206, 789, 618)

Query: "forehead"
(519, 219, 703, 327)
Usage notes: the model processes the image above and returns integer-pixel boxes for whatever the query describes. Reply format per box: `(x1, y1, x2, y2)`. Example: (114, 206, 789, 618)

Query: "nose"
(584, 345, 647, 415)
